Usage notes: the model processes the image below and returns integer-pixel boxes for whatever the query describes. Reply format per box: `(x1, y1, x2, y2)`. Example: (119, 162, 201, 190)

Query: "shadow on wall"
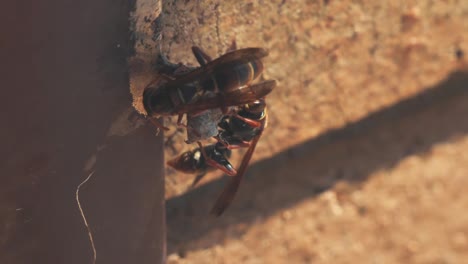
(166, 70, 468, 254)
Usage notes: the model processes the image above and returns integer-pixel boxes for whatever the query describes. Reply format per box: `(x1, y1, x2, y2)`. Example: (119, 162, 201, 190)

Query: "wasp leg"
(176, 113, 188, 128)
(225, 109, 262, 128)
(149, 118, 170, 135)
(226, 141, 251, 149)
(192, 46, 213, 66)
(220, 141, 251, 150)
(216, 136, 251, 150)
(197, 142, 237, 176)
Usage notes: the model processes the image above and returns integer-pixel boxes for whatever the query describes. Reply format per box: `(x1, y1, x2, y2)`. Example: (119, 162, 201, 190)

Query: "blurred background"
(156, 0, 468, 263)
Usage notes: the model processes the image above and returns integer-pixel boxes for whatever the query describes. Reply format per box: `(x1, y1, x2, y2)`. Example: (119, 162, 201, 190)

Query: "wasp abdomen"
(201, 59, 264, 93)
(236, 60, 263, 85)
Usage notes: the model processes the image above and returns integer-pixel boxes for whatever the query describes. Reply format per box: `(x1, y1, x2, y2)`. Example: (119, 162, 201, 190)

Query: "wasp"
(168, 98, 268, 216)
(142, 45, 276, 130)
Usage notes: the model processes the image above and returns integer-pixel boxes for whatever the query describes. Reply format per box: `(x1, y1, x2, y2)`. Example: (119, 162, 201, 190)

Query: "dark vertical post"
(0, 0, 166, 263)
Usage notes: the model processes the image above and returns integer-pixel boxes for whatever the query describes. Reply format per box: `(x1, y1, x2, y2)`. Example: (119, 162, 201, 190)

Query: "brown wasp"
(168, 98, 268, 216)
(142, 45, 276, 130)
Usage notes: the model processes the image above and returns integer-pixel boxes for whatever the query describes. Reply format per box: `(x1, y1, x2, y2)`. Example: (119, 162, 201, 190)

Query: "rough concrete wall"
(156, 1, 468, 263)
(1, 1, 165, 263)
(160, 0, 468, 197)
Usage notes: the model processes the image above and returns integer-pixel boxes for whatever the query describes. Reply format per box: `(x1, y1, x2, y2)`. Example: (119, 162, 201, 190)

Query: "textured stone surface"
(158, 0, 468, 263)
(160, 0, 468, 196)
(167, 70, 468, 263)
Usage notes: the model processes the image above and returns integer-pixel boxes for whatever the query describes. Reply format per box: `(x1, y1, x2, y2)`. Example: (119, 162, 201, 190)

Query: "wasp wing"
(222, 80, 276, 105)
(210, 113, 267, 216)
(176, 80, 276, 114)
(167, 48, 269, 87)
